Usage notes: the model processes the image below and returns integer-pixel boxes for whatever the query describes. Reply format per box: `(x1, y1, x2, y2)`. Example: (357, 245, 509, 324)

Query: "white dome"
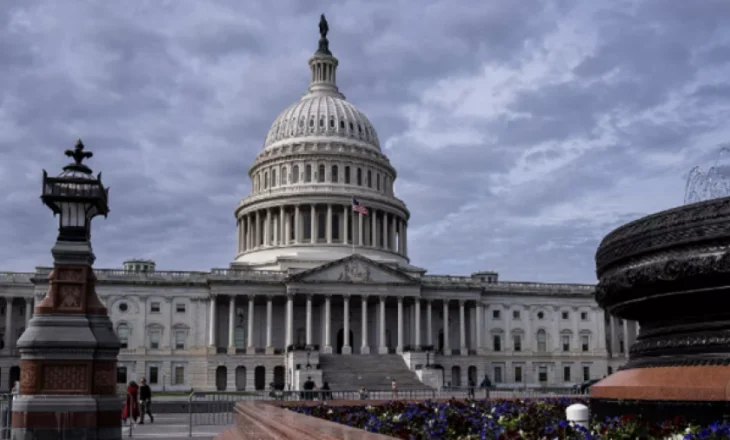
(263, 95, 381, 151)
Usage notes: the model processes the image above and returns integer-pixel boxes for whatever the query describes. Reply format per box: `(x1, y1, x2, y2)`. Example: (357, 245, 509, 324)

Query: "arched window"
(356, 168, 362, 186)
(256, 174, 261, 192)
(331, 165, 339, 183)
(282, 167, 288, 185)
(344, 166, 351, 184)
(367, 170, 372, 188)
(117, 323, 130, 349)
(271, 169, 277, 187)
(318, 164, 325, 183)
(537, 329, 547, 353)
(292, 165, 300, 183)
(304, 165, 312, 182)
(376, 173, 381, 191)
(263, 171, 268, 189)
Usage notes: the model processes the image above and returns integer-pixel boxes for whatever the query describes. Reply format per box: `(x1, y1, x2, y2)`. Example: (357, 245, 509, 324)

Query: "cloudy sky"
(1, 0, 729, 283)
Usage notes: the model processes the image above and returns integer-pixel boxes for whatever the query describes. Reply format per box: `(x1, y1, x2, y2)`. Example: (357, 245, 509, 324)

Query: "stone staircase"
(319, 354, 429, 391)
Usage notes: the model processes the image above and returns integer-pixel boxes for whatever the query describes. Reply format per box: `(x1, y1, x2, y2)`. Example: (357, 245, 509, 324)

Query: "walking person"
(391, 379, 398, 399)
(468, 377, 475, 399)
(121, 381, 140, 425)
(138, 378, 154, 424)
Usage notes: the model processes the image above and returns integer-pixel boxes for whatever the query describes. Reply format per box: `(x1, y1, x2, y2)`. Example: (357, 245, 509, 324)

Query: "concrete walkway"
(122, 413, 230, 439)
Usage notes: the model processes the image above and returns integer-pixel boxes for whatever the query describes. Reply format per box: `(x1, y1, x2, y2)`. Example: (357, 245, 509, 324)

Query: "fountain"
(684, 147, 730, 204)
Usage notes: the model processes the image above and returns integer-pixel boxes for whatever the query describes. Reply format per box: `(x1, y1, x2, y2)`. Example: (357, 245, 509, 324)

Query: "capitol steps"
(319, 354, 430, 391)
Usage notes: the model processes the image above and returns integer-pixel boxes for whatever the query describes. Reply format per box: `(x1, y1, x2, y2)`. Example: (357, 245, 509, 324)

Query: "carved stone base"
(321, 346, 332, 354)
(591, 365, 730, 424)
(227, 346, 237, 355)
(246, 347, 256, 355)
(360, 346, 370, 355)
(341, 346, 351, 355)
(377, 346, 388, 355)
(266, 346, 276, 355)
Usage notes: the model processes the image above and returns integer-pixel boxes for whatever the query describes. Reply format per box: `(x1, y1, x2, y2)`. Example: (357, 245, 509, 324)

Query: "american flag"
(352, 198, 369, 215)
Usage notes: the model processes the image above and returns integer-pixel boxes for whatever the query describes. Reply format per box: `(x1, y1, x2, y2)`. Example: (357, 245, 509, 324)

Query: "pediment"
(289, 255, 416, 285)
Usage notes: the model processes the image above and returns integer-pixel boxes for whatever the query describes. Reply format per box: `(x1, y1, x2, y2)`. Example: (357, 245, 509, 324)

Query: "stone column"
(272, 213, 278, 246)
(443, 300, 451, 356)
(459, 300, 467, 355)
(475, 301, 483, 352)
(305, 294, 313, 346)
(326, 204, 333, 244)
(24, 298, 32, 326)
(382, 213, 388, 250)
(342, 295, 351, 354)
(361, 296, 369, 354)
(285, 294, 294, 347)
(246, 215, 252, 250)
(294, 205, 300, 244)
(323, 295, 332, 354)
(310, 205, 316, 243)
(609, 315, 618, 357)
(414, 299, 421, 350)
(4, 299, 12, 351)
(378, 296, 387, 354)
(358, 212, 364, 246)
(371, 209, 377, 247)
(227, 296, 236, 354)
(284, 210, 291, 246)
(279, 206, 285, 245)
(426, 300, 433, 346)
(265, 296, 273, 354)
(247, 295, 255, 354)
(623, 319, 630, 360)
(264, 209, 271, 246)
(208, 297, 217, 347)
(390, 215, 397, 251)
(343, 205, 349, 245)
(255, 210, 261, 248)
(397, 297, 403, 354)
(403, 222, 408, 256)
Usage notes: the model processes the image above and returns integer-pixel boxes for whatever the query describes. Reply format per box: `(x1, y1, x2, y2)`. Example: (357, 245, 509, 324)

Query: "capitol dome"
(232, 16, 410, 271)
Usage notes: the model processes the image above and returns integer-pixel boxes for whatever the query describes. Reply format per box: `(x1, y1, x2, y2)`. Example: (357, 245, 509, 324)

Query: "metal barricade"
(0, 393, 12, 440)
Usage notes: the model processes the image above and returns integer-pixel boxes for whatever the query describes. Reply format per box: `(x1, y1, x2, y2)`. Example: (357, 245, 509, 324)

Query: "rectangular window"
(581, 311, 588, 321)
(175, 331, 186, 350)
(331, 165, 339, 183)
(150, 302, 160, 313)
(367, 170, 372, 187)
(514, 366, 522, 383)
(317, 209, 326, 240)
(176, 303, 186, 313)
(538, 366, 548, 382)
(492, 310, 500, 319)
(356, 168, 362, 185)
(581, 335, 590, 352)
(149, 366, 159, 384)
(149, 330, 161, 349)
(513, 334, 521, 352)
(174, 366, 185, 385)
(344, 166, 351, 184)
(583, 366, 590, 381)
(562, 311, 569, 319)
(494, 366, 503, 383)
(562, 334, 570, 352)
(318, 164, 325, 183)
(563, 366, 571, 382)
(492, 335, 501, 352)
(512, 310, 520, 319)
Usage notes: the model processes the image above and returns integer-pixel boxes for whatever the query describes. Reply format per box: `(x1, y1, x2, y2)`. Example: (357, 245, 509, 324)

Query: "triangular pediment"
(288, 254, 417, 284)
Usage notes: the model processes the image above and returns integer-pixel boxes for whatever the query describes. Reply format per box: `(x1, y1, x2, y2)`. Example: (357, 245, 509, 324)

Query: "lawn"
(290, 398, 730, 439)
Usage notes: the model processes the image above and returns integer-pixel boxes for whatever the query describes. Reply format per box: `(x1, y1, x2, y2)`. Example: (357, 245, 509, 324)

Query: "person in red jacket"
(121, 381, 140, 424)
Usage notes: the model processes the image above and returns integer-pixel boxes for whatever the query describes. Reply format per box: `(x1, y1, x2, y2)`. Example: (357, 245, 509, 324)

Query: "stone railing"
(422, 275, 594, 294)
(237, 183, 408, 211)
(210, 268, 287, 281)
(0, 272, 34, 284)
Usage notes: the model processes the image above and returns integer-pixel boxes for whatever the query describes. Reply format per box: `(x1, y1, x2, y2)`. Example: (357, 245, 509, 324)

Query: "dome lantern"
(304, 14, 344, 100)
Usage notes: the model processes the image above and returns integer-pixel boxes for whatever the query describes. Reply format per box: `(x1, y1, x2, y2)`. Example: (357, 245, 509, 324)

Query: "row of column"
(607, 315, 639, 359)
(208, 295, 479, 355)
(3, 298, 33, 351)
(236, 204, 408, 256)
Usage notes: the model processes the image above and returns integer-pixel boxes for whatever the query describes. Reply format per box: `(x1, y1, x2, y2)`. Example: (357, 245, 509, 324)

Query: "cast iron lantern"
(41, 139, 109, 241)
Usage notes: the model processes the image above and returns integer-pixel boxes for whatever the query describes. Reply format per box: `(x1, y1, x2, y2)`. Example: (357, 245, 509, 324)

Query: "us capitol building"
(0, 17, 637, 392)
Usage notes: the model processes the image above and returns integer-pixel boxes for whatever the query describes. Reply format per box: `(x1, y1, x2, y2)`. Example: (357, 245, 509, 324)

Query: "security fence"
(0, 394, 12, 440)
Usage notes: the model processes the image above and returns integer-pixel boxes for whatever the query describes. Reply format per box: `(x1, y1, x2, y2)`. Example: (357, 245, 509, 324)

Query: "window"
(304, 165, 312, 182)
(492, 310, 500, 319)
(367, 170, 372, 187)
(356, 168, 362, 186)
(117, 324, 130, 349)
(175, 331, 186, 350)
(176, 303, 186, 313)
(119, 302, 128, 313)
(282, 167, 288, 184)
(149, 366, 159, 384)
(494, 366, 503, 383)
(513, 334, 521, 352)
(292, 165, 299, 183)
(562, 334, 570, 352)
(271, 169, 277, 187)
(537, 329, 547, 352)
(117, 367, 128, 384)
(619, 339, 625, 353)
(318, 164, 325, 182)
(492, 334, 501, 351)
(344, 166, 351, 184)
(537, 311, 544, 319)
(150, 302, 160, 313)
(581, 335, 590, 352)
(514, 366, 522, 382)
(332, 213, 340, 240)
(263, 171, 268, 189)
(149, 330, 161, 349)
(608, 366, 613, 375)
(562, 311, 569, 320)
(563, 366, 571, 382)
(538, 366, 548, 382)
(512, 310, 520, 319)
(317, 209, 326, 240)
(303, 211, 312, 240)
(376, 173, 380, 190)
(583, 366, 590, 381)
(174, 365, 185, 385)
(581, 311, 588, 321)
(331, 165, 339, 183)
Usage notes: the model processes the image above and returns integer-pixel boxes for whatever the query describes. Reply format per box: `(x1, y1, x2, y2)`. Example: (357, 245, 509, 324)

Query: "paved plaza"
(122, 414, 229, 440)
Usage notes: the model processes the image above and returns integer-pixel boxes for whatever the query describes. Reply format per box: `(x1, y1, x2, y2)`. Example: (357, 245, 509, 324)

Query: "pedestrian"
(359, 385, 369, 400)
(391, 379, 398, 399)
(480, 374, 492, 399)
(121, 381, 140, 425)
(321, 381, 331, 401)
(468, 377, 475, 399)
(138, 378, 154, 424)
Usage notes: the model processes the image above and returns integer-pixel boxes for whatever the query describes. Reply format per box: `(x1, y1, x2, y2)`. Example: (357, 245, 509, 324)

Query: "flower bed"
(289, 398, 730, 439)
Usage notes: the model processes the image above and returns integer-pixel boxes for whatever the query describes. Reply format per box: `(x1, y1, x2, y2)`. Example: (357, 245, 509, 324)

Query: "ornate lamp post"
(12, 140, 122, 439)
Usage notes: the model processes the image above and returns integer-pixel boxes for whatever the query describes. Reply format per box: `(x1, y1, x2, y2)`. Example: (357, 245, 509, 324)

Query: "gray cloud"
(0, 0, 728, 285)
